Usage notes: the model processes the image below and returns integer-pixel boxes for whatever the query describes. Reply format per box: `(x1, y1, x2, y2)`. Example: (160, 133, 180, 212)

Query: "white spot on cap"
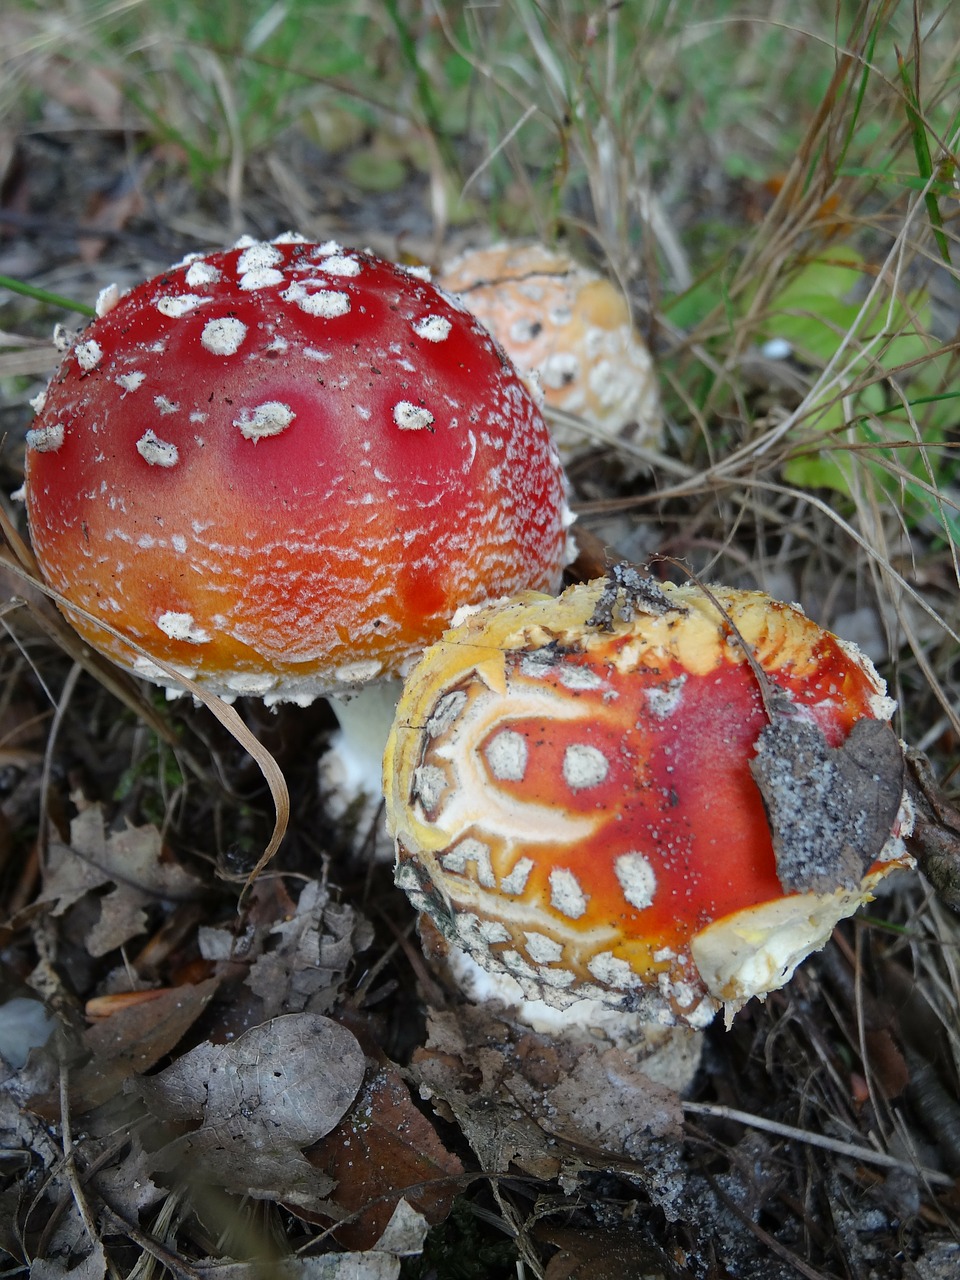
(541, 351, 580, 390)
(185, 260, 221, 287)
(563, 743, 608, 790)
(333, 659, 381, 683)
(75, 340, 103, 372)
(233, 401, 295, 441)
(393, 401, 435, 431)
(502, 951, 538, 980)
(558, 665, 603, 691)
(226, 672, 278, 695)
(441, 838, 495, 888)
(156, 294, 207, 317)
(116, 372, 146, 393)
(311, 240, 343, 257)
(549, 868, 587, 919)
(403, 264, 432, 281)
(539, 968, 577, 989)
(172, 534, 187, 553)
(426, 690, 467, 737)
(614, 852, 657, 911)
(237, 242, 283, 274)
(281, 281, 351, 317)
(588, 952, 637, 988)
(484, 729, 528, 782)
(645, 675, 687, 719)
(133, 656, 167, 681)
(201, 317, 248, 356)
(525, 932, 564, 963)
(26, 423, 65, 453)
(240, 268, 284, 290)
(500, 857, 534, 895)
(478, 920, 511, 944)
(136, 429, 179, 467)
(320, 254, 361, 276)
(154, 395, 179, 415)
(412, 315, 452, 342)
(95, 284, 120, 317)
(413, 764, 446, 813)
(29, 390, 46, 413)
(156, 611, 210, 644)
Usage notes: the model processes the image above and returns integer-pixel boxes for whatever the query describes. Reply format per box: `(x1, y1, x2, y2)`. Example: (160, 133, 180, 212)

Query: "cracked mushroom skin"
(384, 578, 914, 1031)
(436, 242, 661, 458)
(23, 237, 571, 706)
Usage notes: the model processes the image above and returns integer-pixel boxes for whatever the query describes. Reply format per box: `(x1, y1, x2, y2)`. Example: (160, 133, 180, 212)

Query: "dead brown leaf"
(245, 880, 375, 1018)
(410, 1006, 683, 1183)
(540, 1225, 673, 1280)
(750, 716, 905, 893)
(308, 1064, 464, 1250)
(192, 1255, 401, 1279)
(137, 1013, 365, 1208)
(39, 796, 205, 958)
(28, 976, 220, 1117)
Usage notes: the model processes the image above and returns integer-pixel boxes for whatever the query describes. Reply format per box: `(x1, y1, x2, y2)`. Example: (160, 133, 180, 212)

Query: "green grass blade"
(0, 276, 96, 317)
(896, 47, 952, 266)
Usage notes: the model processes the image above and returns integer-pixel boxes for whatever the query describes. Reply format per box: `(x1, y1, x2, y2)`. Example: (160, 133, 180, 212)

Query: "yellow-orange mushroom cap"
(384, 577, 914, 1029)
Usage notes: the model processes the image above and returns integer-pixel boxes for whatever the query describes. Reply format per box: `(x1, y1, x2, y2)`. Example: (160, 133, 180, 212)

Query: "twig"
(682, 1100, 954, 1186)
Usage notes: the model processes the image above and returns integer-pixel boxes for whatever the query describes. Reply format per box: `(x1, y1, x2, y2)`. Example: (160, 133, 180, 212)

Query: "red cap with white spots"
(23, 236, 572, 705)
(384, 575, 915, 1030)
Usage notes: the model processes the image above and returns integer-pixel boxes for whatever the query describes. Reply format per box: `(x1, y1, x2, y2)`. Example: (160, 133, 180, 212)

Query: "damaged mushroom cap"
(23, 236, 572, 706)
(384, 577, 915, 1031)
(436, 242, 661, 458)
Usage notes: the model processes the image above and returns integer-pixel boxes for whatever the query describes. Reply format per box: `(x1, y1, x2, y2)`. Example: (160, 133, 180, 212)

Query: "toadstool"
(22, 235, 573, 801)
(384, 571, 914, 1049)
(437, 242, 661, 460)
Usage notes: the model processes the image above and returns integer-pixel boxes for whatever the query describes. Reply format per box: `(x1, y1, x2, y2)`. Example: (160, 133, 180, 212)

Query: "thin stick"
(683, 1100, 953, 1187)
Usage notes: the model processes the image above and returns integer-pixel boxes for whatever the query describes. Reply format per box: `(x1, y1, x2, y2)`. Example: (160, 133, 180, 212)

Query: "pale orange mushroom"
(437, 242, 661, 460)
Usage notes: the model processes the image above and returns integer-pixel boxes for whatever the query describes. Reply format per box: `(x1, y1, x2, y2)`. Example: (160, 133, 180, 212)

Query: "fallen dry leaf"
(750, 716, 905, 893)
(308, 1064, 464, 1250)
(410, 1006, 683, 1184)
(40, 796, 204, 957)
(138, 1013, 365, 1208)
(28, 977, 220, 1117)
(192, 1254, 400, 1279)
(246, 879, 375, 1017)
(540, 1224, 673, 1279)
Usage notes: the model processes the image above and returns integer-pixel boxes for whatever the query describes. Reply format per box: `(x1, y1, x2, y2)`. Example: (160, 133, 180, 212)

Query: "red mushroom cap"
(23, 237, 572, 704)
(384, 576, 914, 1029)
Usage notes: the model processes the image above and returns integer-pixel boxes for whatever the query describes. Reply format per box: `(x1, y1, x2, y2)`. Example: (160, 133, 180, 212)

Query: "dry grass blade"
(0, 513, 289, 885)
(682, 1101, 953, 1186)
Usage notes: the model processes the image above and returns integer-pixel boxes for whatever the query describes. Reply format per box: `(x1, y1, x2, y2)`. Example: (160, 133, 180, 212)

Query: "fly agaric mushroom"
(22, 235, 573, 798)
(384, 571, 914, 1039)
(436, 242, 661, 460)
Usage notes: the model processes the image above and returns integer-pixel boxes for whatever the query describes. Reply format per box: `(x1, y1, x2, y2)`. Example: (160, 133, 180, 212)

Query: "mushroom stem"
(319, 679, 405, 839)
